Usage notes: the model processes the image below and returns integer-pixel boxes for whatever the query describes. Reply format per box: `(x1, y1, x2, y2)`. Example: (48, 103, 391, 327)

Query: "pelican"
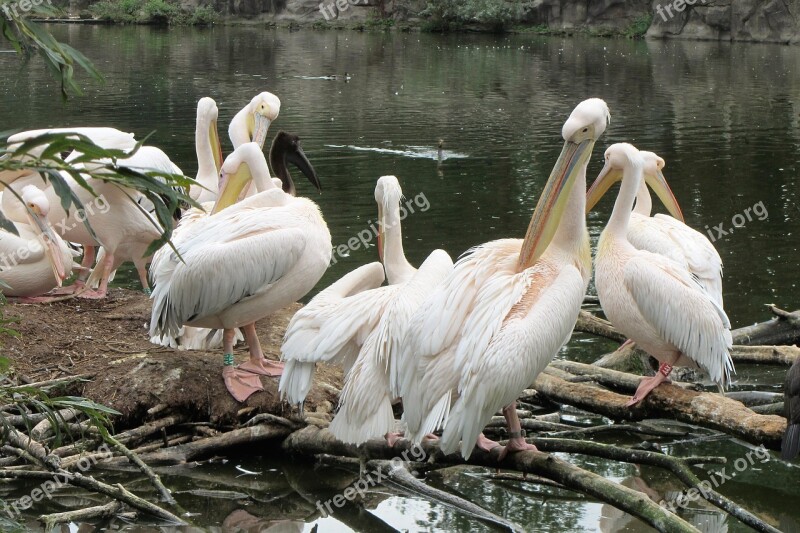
(189, 97, 223, 204)
(229, 92, 281, 150)
(400, 99, 610, 459)
(588, 143, 733, 406)
(0, 185, 73, 298)
(280, 175, 453, 445)
(149, 140, 329, 402)
(628, 151, 723, 305)
(150, 131, 314, 351)
(2, 128, 183, 298)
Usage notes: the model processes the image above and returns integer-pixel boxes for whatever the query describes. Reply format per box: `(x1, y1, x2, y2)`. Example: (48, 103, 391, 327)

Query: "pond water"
(1, 25, 799, 532)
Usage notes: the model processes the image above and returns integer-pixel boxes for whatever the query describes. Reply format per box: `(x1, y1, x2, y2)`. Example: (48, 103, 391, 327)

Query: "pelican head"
(518, 98, 610, 269)
(197, 97, 222, 174)
(213, 143, 270, 214)
(269, 131, 320, 196)
(20, 185, 66, 285)
(374, 175, 403, 262)
(228, 92, 281, 150)
(586, 144, 683, 221)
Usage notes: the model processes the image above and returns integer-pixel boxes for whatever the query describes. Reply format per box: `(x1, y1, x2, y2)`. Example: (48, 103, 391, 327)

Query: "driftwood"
(532, 372, 786, 449)
(39, 501, 123, 529)
(734, 306, 800, 346)
(284, 426, 704, 533)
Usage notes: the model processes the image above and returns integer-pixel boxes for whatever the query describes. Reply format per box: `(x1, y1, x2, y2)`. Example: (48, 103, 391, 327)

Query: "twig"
(104, 434, 176, 505)
(39, 501, 123, 529)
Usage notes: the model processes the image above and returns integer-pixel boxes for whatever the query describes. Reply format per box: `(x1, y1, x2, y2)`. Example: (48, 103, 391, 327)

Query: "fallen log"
(283, 426, 699, 533)
(39, 501, 123, 530)
(729, 345, 800, 365)
(532, 372, 786, 449)
(734, 306, 800, 346)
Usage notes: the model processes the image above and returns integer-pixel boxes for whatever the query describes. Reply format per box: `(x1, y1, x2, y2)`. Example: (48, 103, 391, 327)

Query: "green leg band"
(223, 353, 235, 366)
(143, 288, 152, 297)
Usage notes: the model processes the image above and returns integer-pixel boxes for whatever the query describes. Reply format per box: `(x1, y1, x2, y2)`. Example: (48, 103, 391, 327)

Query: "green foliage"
(91, 0, 219, 25)
(1, 131, 198, 255)
(0, 3, 104, 99)
(188, 5, 219, 25)
(623, 13, 653, 39)
(421, 0, 524, 32)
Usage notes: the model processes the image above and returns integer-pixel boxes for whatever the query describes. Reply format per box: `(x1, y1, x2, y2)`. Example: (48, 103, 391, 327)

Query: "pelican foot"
(625, 374, 668, 407)
(45, 281, 85, 296)
(476, 432, 501, 453)
(238, 359, 284, 377)
(11, 296, 61, 304)
(75, 288, 108, 300)
(385, 432, 404, 447)
(223, 366, 264, 402)
(423, 433, 439, 442)
(497, 437, 538, 461)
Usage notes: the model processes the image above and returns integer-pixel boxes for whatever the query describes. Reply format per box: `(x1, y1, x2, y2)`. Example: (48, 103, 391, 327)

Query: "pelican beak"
(377, 203, 385, 262)
(251, 113, 272, 149)
(585, 162, 624, 212)
(646, 169, 684, 222)
(213, 163, 251, 215)
(286, 144, 321, 193)
(30, 211, 66, 285)
(210, 118, 223, 175)
(518, 138, 595, 269)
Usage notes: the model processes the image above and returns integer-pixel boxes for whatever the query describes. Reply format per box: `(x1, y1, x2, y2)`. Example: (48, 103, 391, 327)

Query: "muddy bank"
(4, 288, 341, 428)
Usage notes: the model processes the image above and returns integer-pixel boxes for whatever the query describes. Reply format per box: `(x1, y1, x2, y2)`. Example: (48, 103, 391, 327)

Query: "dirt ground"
(3, 288, 342, 427)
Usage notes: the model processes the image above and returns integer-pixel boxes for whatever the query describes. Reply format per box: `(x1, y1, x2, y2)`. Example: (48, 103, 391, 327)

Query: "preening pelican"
(280, 175, 453, 445)
(229, 92, 281, 150)
(150, 140, 329, 402)
(400, 99, 609, 459)
(3, 128, 183, 298)
(189, 97, 223, 204)
(588, 143, 733, 406)
(0, 185, 73, 298)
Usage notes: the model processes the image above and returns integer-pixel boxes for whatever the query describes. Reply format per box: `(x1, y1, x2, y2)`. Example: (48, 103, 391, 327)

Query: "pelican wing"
(653, 213, 723, 302)
(0, 229, 47, 266)
(279, 262, 387, 406)
(442, 262, 585, 458)
(401, 239, 522, 440)
(150, 207, 308, 338)
(384, 249, 453, 398)
(624, 252, 733, 386)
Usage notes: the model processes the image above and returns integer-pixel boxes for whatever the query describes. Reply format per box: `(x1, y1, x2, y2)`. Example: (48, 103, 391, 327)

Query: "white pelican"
(150, 140, 329, 402)
(400, 99, 610, 459)
(189, 97, 223, 204)
(0, 185, 73, 298)
(280, 175, 453, 445)
(2, 128, 183, 298)
(229, 92, 281, 150)
(588, 143, 733, 406)
(627, 151, 723, 305)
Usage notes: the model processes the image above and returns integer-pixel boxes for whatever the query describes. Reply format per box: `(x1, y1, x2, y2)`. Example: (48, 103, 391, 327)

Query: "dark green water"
(2, 25, 799, 532)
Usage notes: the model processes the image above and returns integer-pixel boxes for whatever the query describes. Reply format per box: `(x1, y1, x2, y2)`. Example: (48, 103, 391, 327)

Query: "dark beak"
(286, 145, 321, 193)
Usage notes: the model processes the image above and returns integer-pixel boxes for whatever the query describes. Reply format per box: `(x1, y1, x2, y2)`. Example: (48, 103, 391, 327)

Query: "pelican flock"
(6, 88, 765, 490)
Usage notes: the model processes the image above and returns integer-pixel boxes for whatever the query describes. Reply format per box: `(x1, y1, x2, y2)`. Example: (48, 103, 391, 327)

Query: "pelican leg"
(497, 402, 538, 460)
(135, 259, 151, 295)
(237, 323, 285, 376)
(222, 329, 264, 402)
(625, 356, 679, 406)
(76, 249, 114, 299)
